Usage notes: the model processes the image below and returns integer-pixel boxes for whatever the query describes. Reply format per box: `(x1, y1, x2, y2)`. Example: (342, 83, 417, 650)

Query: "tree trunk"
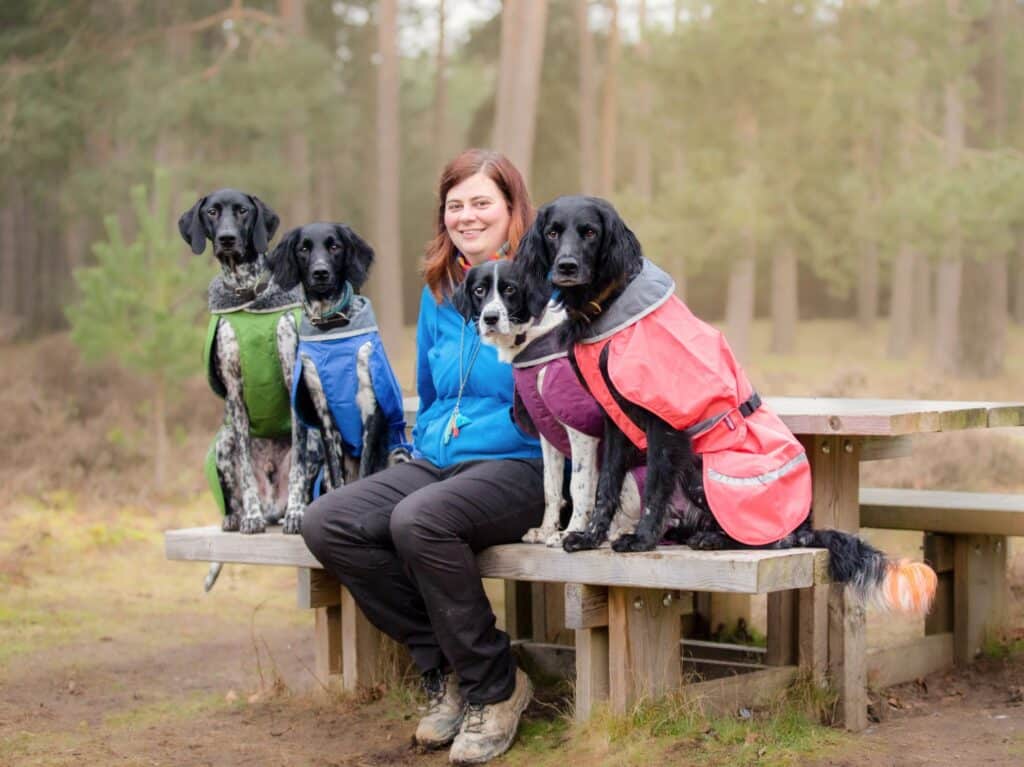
(153, 376, 168, 491)
(493, 0, 548, 186)
(598, 0, 619, 198)
(373, 0, 406, 342)
(577, 0, 597, 194)
(280, 0, 312, 228)
(957, 0, 1008, 377)
(633, 0, 651, 200)
(1015, 238, 1024, 325)
(771, 247, 797, 355)
(856, 241, 879, 329)
(913, 253, 933, 345)
(670, 149, 687, 301)
(0, 183, 18, 330)
(932, 6, 964, 375)
(433, 0, 449, 173)
(726, 255, 755, 365)
(887, 245, 915, 359)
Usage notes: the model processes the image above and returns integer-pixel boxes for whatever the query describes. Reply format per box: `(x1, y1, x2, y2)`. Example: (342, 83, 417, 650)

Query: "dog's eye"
(546, 230, 558, 240)
(237, 206, 248, 216)
(207, 208, 219, 218)
(503, 285, 517, 296)
(583, 228, 597, 239)
(472, 286, 487, 297)
(329, 243, 341, 252)
(299, 244, 311, 253)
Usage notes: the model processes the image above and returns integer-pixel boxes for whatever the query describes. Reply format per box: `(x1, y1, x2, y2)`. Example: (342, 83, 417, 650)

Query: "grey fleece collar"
(576, 259, 675, 344)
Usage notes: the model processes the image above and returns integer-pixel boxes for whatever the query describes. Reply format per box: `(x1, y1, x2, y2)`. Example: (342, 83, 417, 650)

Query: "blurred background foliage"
(2, 0, 1024, 378)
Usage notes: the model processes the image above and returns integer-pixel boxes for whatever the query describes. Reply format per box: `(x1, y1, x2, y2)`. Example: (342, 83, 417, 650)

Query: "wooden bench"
(165, 526, 829, 719)
(860, 487, 1022, 675)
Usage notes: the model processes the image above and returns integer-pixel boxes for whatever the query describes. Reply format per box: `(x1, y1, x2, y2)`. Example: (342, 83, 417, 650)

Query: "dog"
(516, 195, 936, 614)
(453, 259, 655, 547)
(267, 222, 411, 501)
(179, 189, 320, 542)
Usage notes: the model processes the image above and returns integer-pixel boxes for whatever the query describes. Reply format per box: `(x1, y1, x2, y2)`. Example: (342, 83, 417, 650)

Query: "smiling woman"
(299, 149, 544, 764)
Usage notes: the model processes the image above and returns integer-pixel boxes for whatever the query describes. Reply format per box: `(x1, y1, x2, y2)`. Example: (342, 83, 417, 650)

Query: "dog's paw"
(522, 526, 558, 545)
(686, 531, 726, 550)
(282, 510, 303, 535)
(562, 531, 601, 553)
(387, 447, 412, 466)
(239, 514, 267, 534)
(545, 529, 570, 548)
(611, 533, 657, 553)
(222, 513, 242, 532)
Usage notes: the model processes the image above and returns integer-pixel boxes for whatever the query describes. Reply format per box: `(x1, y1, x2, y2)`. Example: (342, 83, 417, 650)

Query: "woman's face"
(443, 172, 512, 266)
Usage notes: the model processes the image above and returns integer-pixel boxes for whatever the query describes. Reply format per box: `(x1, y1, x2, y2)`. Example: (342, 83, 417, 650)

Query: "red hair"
(423, 148, 534, 300)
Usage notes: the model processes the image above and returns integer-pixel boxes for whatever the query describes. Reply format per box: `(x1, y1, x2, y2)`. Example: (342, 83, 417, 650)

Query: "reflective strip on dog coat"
(570, 260, 812, 546)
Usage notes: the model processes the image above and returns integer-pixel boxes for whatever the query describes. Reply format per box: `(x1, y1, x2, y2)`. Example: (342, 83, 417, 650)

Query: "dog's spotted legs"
(214, 319, 267, 534)
(563, 416, 631, 552)
(522, 435, 567, 545)
(299, 353, 348, 491)
(277, 314, 316, 534)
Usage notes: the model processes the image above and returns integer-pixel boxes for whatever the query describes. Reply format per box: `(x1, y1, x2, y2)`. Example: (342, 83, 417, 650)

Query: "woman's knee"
(299, 494, 333, 561)
(390, 496, 448, 561)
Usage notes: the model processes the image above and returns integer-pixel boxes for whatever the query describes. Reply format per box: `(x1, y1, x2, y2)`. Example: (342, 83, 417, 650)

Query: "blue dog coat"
(291, 295, 408, 458)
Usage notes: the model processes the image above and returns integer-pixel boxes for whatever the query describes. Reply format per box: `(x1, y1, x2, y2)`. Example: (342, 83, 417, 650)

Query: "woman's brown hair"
(423, 148, 534, 300)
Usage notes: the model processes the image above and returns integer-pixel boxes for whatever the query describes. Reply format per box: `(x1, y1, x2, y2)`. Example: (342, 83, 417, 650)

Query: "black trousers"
(301, 457, 545, 705)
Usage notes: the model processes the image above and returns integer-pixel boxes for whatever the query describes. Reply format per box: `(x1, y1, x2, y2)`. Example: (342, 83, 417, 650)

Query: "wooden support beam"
(608, 587, 683, 713)
(798, 586, 829, 682)
(297, 568, 341, 609)
(766, 590, 797, 666)
(313, 604, 343, 695)
(867, 633, 953, 688)
(683, 666, 798, 715)
(860, 435, 913, 462)
(565, 583, 609, 629)
(828, 583, 867, 731)
(340, 586, 383, 692)
(504, 581, 533, 640)
(860, 489, 1024, 536)
(575, 627, 610, 721)
(925, 534, 954, 636)
(532, 582, 572, 645)
(954, 534, 1008, 664)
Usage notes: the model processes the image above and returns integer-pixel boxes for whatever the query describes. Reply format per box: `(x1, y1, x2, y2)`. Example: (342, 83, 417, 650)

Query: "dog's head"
(267, 222, 374, 302)
(452, 260, 536, 347)
(516, 195, 643, 315)
(178, 189, 280, 268)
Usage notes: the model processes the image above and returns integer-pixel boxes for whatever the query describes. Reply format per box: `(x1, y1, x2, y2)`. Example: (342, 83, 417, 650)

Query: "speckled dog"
(179, 189, 320, 540)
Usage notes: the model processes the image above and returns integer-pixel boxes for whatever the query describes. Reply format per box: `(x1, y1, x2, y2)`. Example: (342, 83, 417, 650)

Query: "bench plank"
(166, 527, 830, 594)
(860, 488, 1024, 536)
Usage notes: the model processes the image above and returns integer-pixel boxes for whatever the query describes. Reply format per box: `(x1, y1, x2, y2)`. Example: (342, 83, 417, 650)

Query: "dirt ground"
(3, 328, 1024, 766)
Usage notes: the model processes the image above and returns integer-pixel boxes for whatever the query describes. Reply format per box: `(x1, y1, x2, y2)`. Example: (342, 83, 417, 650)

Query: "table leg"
(607, 587, 683, 713)
(801, 434, 867, 731)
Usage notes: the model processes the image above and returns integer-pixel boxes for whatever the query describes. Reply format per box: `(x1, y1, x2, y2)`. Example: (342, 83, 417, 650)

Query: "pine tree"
(68, 169, 209, 489)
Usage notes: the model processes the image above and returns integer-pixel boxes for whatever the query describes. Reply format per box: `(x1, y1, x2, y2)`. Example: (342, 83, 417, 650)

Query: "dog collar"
(305, 281, 354, 330)
(565, 276, 627, 325)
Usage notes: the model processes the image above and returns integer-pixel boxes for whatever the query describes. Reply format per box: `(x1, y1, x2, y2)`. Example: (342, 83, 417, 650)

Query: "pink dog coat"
(570, 261, 812, 546)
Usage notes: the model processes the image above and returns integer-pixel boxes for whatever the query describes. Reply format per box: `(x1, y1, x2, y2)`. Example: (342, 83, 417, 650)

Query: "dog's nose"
(482, 311, 500, 326)
(312, 267, 331, 283)
(555, 259, 579, 277)
(217, 234, 237, 248)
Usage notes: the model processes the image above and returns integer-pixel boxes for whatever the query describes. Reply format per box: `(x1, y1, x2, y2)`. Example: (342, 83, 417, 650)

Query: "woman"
(301, 149, 544, 765)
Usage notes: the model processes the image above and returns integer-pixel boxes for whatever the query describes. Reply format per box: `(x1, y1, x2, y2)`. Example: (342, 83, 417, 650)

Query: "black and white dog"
(516, 196, 935, 614)
(179, 189, 320, 541)
(268, 223, 410, 502)
(453, 259, 642, 547)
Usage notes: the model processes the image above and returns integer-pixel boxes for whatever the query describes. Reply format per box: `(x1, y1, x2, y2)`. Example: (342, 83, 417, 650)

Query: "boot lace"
(462, 702, 487, 734)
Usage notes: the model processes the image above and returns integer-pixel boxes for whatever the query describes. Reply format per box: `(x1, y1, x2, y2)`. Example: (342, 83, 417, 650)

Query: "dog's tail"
(803, 529, 937, 615)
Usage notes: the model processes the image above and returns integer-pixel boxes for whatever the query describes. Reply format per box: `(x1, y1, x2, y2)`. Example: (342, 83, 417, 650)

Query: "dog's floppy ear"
(267, 227, 302, 292)
(451, 272, 475, 321)
(248, 195, 280, 254)
(515, 204, 554, 317)
(335, 225, 375, 291)
(596, 198, 643, 277)
(178, 196, 209, 255)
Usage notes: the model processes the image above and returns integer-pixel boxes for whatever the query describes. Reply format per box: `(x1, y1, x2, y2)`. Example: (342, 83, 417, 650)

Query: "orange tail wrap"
(880, 560, 938, 615)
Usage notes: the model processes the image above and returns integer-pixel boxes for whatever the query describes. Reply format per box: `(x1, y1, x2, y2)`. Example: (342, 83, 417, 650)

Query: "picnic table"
(166, 396, 1024, 731)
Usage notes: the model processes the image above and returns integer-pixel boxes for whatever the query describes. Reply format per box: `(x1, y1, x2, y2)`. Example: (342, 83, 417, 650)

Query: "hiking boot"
(448, 668, 533, 765)
(415, 670, 464, 749)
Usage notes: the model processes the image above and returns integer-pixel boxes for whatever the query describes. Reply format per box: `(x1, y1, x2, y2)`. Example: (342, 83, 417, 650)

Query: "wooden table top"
(403, 396, 1024, 438)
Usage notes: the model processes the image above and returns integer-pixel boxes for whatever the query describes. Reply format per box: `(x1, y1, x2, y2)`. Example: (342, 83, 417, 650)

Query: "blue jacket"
(291, 296, 409, 457)
(413, 285, 541, 466)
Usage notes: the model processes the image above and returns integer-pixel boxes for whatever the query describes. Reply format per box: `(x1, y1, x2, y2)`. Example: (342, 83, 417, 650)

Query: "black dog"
(179, 189, 320, 542)
(268, 223, 410, 497)
(516, 196, 936, 614)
